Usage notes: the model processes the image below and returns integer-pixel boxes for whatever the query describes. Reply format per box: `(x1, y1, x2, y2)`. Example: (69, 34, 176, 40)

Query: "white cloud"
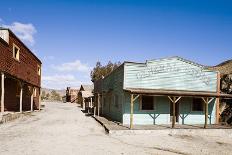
(3, 22, 37, 46)
(44, 56, 55, 61)
(51, 60, 91, 73)
(42, 74, 83, 89)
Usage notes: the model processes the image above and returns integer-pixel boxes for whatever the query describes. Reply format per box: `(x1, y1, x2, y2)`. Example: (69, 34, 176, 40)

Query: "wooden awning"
(124, 88, 232, 98)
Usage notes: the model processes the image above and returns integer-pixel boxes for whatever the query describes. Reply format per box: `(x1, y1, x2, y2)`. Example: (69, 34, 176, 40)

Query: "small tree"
(41, 91, 46, 100)
(45, 93, 50, 100)
(90, 61, 121, 82)
(50, 90, 61, 101)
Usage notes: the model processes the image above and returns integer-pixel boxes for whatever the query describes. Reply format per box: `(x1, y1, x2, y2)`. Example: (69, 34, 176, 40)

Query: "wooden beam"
(172, 96, 176, 128)
(208, 98, 214, 104)
(168, 96, 174, 103)
(175, 96, 182, 103)
(216, 72, 220, 124)
(19, 83, 23, 113)
(130, 94, 134, 129)
(133, 94, 140, 102)
(30, 87, 34, 112)
(204, 97, 209, 128)
(125, 88, 232, 98)
(201, 97, 207, 104)
(1, 73, 5, 114)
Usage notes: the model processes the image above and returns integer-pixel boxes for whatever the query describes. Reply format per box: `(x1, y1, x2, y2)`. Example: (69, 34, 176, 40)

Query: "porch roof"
(124, 88, 232, 98)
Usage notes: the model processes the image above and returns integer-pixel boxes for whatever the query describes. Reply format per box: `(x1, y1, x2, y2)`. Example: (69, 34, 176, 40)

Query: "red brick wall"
(0, 31, 41, 87)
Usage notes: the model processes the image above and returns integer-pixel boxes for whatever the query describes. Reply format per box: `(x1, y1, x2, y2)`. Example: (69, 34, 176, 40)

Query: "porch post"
(83, 98, 85, 110)
(172, 97, 176, 128)
(1, 73, 5, 114)
(130, 94, 134, 129)
(101, 93, 104, 115)
(204, 97, 209, 128)
(19, 83, 23, 113)
(30, 87, 34, 112)
(97, 93, 100, 116)
(39, 88, 41, 110)
(216, 72, 220, 124)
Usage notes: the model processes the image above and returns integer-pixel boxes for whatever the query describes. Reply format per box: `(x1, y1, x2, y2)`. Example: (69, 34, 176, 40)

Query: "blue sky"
(0, 0, 232, 89)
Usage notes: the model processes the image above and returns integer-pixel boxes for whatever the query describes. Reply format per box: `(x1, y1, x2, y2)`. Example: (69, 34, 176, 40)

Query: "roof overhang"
(124, 88, 232, 99)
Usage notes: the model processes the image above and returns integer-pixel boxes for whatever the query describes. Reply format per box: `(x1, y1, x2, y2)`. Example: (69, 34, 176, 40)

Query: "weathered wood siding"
(124, 57, 218, 92)
(0, 29, 41, 87)
(102, 65, 124, 122)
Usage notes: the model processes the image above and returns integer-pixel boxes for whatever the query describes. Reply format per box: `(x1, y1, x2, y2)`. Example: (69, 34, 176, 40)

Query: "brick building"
(0, 28, 42, 113)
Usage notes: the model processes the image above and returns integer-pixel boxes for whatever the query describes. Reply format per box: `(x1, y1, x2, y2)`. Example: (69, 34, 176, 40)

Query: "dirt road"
(0, 102, 232, 155)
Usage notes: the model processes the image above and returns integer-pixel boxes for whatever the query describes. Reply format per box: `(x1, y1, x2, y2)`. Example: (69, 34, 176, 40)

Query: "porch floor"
(93, 115, 232, 132)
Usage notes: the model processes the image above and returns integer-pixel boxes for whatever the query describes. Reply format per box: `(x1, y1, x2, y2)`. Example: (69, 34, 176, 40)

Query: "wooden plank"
(204, 97, 209, 128)
(1, 73, 5, 113)
(130, 94, 134, 129)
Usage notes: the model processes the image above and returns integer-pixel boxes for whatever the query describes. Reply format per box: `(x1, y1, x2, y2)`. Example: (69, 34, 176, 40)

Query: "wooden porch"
(93, 115, 232, 132)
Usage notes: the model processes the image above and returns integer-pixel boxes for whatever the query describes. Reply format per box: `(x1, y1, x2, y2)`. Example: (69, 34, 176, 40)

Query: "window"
(192, 98, 204, 111)
(114, 94, 119, 108)
(13, 44, 20, 60)
(37, 65, 41, 76)
(141, 96, 154, 110)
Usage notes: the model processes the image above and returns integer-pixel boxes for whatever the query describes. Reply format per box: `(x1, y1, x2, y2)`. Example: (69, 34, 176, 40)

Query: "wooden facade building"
(94, 57, 232, 128)
(78, 85, 94, 111)
(0, 28, 42, 114)
(66, 87, 79, 103)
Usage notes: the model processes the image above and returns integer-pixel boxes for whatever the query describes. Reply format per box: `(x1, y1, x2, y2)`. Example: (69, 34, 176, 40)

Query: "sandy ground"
(0, 102, 232, 155)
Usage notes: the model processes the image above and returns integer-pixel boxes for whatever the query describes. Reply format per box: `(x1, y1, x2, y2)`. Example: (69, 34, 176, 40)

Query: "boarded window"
(192, 98, 204, 111)
(141, 96, 154, 110)
(13, 44, 20, 60)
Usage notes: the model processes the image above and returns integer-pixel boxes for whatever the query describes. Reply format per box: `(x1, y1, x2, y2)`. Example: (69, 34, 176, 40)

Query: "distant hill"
(42, 88, 66, 97)
(208, 59, 232, 74)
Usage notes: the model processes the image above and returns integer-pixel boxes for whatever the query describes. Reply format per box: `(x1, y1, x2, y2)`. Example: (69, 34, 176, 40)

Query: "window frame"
(139, 95, 155, 111)
(37, 65, 41, 76)
(13, 43, 20, 61)
(191, 98, 204, 112)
